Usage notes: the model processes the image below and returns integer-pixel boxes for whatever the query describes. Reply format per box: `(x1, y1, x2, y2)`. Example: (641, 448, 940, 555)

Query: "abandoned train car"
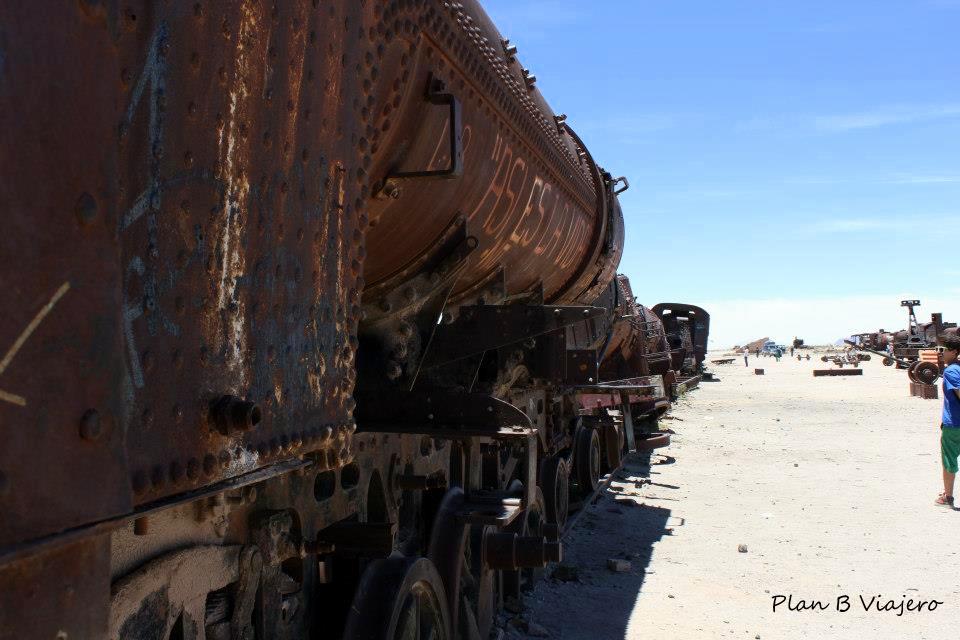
(0, 1, 707, 638)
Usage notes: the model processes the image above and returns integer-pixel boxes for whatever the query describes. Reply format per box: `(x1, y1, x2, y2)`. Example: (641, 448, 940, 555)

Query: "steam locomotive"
(0, 1, 707, 638)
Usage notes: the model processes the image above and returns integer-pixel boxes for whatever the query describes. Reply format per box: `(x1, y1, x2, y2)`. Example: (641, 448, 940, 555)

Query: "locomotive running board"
(355, 388, 538, 518)
(355, 388, 533, 438)
(420, 304, 608, 368)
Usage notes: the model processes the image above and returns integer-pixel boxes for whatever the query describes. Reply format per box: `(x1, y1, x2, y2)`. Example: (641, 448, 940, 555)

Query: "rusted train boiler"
(0, 2, 706, 639)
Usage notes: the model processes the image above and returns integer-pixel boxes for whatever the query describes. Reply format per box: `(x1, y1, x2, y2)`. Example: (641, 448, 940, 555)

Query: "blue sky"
(482, 0, 960, 346)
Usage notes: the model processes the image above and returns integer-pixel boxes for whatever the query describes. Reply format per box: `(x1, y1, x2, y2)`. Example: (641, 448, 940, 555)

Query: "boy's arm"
(945, 367, 960, 402)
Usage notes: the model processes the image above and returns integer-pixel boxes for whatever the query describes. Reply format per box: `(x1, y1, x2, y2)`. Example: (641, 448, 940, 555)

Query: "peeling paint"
(212, 0, 260, 391)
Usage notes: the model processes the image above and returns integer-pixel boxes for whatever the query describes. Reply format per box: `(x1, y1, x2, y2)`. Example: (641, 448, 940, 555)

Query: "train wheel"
(882, 357, 894, 367)
(468, 525, 501, 640)
(520, 489, 548, 591)
(907, 361, 920, 382)
(574, 427, 601, 494)
(540, 457, 569, 530)
(503, 487, 547, 598)
(427, 488, 489, 640)
(342, 557, 451, 640)
(916, 362, 940, 385)
(428, 489, 469, 638)
(600, 422, 625, 473)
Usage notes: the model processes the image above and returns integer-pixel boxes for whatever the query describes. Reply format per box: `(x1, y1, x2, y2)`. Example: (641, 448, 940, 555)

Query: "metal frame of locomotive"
(853, 300, 957, 369)
(0, 2, 707, 639)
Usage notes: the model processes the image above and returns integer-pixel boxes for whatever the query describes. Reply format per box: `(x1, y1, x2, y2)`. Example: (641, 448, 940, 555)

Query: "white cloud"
(806, 215, 960, 234)
(813, 104, 960, 132)
(807, 218, 902, 233)
(704, 294, 960, 349)
(780, 174, 960, 186)
(737, 105, 960, 136)
(889, 174, 960, 184)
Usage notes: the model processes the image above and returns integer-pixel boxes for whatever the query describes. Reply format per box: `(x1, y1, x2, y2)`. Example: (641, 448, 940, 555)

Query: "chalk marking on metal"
(0, 281, 71, 406)
(0, 389, 26, 407)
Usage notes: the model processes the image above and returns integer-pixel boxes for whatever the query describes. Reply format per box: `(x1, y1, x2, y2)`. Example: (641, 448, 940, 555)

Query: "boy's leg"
(939, 427, 960, 504)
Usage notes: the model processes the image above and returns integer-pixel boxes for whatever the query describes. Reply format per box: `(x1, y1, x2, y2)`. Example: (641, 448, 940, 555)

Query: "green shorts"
(941, 426, 960, 473)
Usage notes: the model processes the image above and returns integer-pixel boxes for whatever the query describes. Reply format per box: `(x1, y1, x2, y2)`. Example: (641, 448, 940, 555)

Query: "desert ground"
(502, 351, 955, 640)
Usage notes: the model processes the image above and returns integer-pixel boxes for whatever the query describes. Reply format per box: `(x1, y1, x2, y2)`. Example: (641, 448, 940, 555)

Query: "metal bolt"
(300, 539, 336, 557)
(79, 409, 102, 441)
(210, 395, 262, 435)
(381, 179, 402, 199)
(501, 38, 518, 62)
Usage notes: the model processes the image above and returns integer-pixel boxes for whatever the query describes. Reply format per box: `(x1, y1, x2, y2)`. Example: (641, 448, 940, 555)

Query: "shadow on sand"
(500, 450, 678, 639)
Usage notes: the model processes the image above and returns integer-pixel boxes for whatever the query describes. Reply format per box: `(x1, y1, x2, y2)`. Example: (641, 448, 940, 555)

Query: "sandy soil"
(505, 353, 956, 640)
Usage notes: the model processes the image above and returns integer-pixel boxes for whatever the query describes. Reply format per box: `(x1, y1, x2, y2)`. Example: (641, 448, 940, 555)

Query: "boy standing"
(935, 335, 960, 507)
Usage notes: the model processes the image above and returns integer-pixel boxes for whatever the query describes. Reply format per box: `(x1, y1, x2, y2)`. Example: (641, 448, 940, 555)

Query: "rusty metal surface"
(0, 2, 133, 547)
(0, 534, 111, 640)
(0, 2, 709, 637)
(854, 308, 956, 359)
(361, 0, 623, 307)
(813, 369, 863, 377)
(599, 276, 672, 380)
(1, 0, 370, 547)
(652, 302, 711, 372)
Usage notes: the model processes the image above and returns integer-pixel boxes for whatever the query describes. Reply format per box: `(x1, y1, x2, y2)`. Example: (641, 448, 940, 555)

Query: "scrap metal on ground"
(813, 369, 863, 377)
(853, 300, 957, 367)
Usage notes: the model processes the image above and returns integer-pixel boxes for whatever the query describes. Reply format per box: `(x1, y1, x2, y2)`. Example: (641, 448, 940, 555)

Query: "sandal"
(935, 493, 955, 508)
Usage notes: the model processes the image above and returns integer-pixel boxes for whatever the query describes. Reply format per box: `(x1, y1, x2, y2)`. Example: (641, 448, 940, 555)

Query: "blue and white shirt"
(943, 363, 960, 427)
